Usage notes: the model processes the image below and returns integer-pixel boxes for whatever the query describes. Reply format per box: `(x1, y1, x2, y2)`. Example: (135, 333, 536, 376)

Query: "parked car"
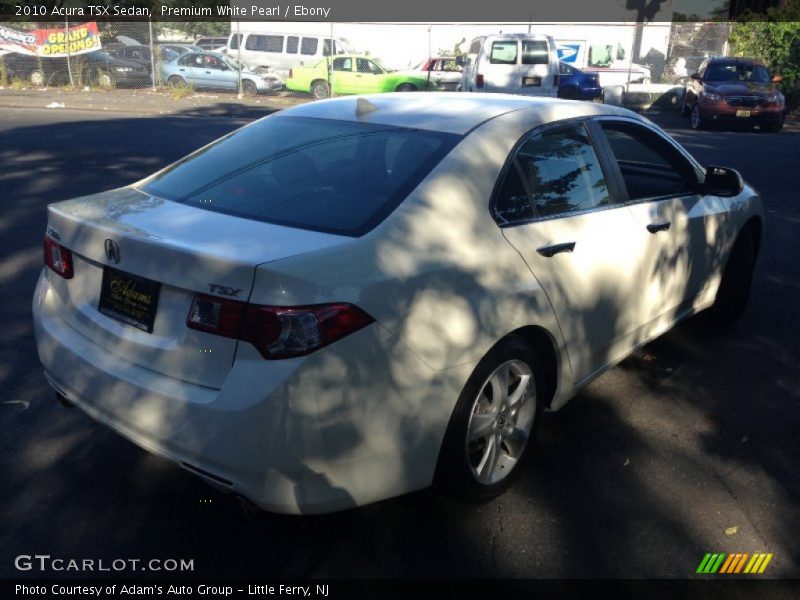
(557, 62, 602, 100)
(0, 50, 150, 87)
(682, 57, 785, 132)
(162, 51, 283, 95)
(226, 31, 353, 77)
(195, 37, 229, 51)
(107, 46, 180, 73)
(285, 54, 433, 98)
(461, 34, 560, 96)
(413, 56, 462, 91)
(33, 93, 763, 514)
(159, 44, 202, 56)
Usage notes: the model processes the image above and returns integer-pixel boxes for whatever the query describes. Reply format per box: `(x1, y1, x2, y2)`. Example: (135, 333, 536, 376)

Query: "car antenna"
(356, 98, 378, 116)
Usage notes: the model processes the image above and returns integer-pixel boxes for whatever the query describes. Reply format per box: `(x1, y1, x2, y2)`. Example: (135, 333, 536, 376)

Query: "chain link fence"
(1, 21, 735, 102)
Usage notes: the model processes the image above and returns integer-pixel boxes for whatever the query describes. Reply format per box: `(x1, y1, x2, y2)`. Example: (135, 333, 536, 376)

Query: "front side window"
(490, 41, 518, 65)
(229, 34, 241, 50)
(357, 58, 382, 74)
(599, 121, 699, 201)
(140, 117, 460, 237)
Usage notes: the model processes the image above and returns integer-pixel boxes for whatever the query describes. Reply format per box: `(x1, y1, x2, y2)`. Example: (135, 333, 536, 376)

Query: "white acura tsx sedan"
(33, 93, 762, 513)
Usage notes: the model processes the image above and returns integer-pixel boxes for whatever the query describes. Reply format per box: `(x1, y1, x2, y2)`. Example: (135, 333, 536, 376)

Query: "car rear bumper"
(32, 271, 446, 513)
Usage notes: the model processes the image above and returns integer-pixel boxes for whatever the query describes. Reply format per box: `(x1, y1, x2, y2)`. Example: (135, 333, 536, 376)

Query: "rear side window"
(140, 117, 460, 237)
(521, 40, 548, 65)
(515, 124, 611, 218)
(286, 36, 299, 54)
(246, 35, 283, 52)
(301, 37, 318, 55)
(490, 41, 517, 65)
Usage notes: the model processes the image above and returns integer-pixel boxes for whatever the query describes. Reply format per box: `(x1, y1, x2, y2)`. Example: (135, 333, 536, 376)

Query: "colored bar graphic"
(720, 554, 736, 574)
(734, 553, 749, 573)
(697, 553, 727, 574)
(696, 553, 714, 574)
(758, 554, 773, 573)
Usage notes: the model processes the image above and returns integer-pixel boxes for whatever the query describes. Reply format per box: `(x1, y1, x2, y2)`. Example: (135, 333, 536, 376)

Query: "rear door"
(519, 38, 555, 96)
(495, 121, 649, 382)
(483, 38, 520, 93)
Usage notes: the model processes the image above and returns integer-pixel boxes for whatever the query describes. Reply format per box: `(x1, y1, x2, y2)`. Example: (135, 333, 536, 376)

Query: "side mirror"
(704, 165, 743, 197)
(772, 74, 783, 83)
(690, 72, 701, 80)
(455, 55, 464, 67)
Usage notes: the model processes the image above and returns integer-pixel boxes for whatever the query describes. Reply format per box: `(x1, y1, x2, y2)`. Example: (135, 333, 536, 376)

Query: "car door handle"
(646, 221, 672, 234)
(536, 242, 576, 257)
(179, 68, 185, 72)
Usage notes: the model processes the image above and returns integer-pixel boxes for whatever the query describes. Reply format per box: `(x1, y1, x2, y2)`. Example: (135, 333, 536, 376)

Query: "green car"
(286, 54, 434, 99)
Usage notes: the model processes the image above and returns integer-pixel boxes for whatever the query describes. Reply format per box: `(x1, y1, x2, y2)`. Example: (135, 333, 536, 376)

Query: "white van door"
(483, 38, 520, 93)
(518, 38, 556, 96)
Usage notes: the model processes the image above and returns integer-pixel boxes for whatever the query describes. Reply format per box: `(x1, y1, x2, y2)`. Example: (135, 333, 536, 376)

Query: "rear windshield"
(140, 116, 460, 236)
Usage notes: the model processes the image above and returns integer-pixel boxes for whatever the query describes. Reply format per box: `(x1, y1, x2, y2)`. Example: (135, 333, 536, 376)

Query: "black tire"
(690, 103, 705, 130)
(680, 90, 691, 116)
(395, 83, 417, 92)
(761, 118, 784, 133)
(97, 70, 115, 88)
(708, 226, 756, 324)
(311, 80, 330, 99)
(167, 75, 186, 87)
(435, 336, 544, 501)
(242, 79, 258, 96)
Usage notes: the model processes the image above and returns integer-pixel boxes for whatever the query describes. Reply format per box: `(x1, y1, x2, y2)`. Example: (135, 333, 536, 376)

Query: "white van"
(461, 34, 560, 96)
(227, 32, 353, 76)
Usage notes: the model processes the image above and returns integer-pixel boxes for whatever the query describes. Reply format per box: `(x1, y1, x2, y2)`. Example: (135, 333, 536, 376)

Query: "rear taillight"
(476, 73, 484, 89)
(288, 68, 293, 79)
(553, 74, 559, 87)
(43, 236, 73, 279)
(187, 294, 374, 359)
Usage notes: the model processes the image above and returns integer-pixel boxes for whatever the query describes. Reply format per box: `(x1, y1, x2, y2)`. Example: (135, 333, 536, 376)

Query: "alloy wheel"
(466, 359, 537, 485)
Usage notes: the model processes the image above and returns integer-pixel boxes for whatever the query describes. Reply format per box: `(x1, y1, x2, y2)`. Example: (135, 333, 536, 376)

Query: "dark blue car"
(557, 62, 603, 101)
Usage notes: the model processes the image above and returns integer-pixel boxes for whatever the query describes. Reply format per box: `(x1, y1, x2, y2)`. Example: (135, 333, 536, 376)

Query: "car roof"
(282, 92, 637, 135)
(708, 57, 765, 66)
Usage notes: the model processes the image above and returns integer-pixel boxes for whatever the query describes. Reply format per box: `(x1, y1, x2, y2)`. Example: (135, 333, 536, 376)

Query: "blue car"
(162, 52, 283, 95)
(557, 62, 603, 101)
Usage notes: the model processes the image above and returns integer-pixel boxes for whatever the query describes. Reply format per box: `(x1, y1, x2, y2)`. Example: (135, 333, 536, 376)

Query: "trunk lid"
(45, 187, 350, 388)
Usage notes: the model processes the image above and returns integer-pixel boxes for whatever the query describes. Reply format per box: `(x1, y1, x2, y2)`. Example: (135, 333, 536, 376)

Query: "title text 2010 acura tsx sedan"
(33, 94, 763, 514)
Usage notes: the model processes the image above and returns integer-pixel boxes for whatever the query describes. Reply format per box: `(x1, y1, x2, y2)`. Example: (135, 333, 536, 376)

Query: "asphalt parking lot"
(0, 97, 798, 580)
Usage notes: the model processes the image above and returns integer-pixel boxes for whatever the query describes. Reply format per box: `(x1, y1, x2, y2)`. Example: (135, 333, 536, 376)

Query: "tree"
(728, 0, 800, 109)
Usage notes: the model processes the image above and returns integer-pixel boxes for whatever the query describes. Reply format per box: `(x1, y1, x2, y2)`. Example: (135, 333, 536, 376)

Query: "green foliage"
(729, 1, 800, 110)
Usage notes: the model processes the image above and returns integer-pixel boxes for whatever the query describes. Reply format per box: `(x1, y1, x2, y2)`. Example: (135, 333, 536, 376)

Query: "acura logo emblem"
(104, 239, 120, 264)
